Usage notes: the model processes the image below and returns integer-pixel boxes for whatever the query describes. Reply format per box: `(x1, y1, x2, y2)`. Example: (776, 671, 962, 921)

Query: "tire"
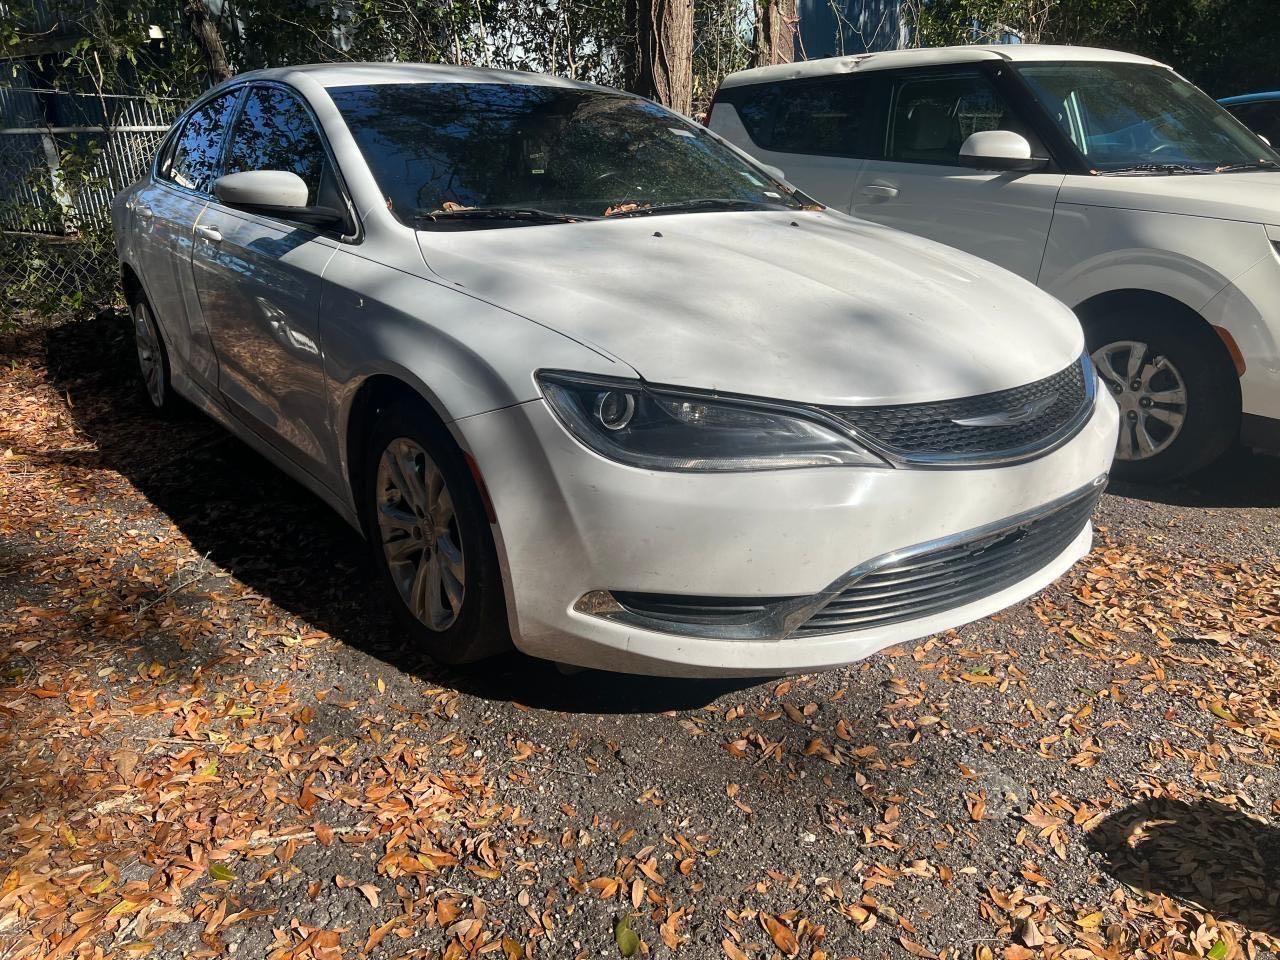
(1082, 310, 1239, 483)
(360, 398, 511, 664)
(129, 296, 180, 415)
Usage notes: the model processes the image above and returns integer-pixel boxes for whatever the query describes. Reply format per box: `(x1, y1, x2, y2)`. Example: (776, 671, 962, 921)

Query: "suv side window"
(727, 77, 874, 157)
(223, 85, 331, 204)
(165, 91, 241, 194)
(730, 83, 783, 147)
(1226, 101, 1280, 147)
(888, 70, 1040, 166)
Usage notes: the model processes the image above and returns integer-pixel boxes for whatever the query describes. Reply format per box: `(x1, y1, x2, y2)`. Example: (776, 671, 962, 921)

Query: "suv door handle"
(860, 184, 899, 200)
(194, 224, 222, 243)
(135, 205, 154, 220)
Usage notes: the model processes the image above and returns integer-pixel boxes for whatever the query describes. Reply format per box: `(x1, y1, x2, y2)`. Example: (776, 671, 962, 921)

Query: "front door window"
(888, 71, 1041, 166)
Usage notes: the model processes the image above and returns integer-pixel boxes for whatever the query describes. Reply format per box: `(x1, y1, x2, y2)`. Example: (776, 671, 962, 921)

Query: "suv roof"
(718, 44, 1165, 91)
(227, 62, 609, 93)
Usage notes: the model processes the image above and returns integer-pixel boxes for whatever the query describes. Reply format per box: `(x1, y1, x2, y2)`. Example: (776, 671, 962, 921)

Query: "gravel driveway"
(2, 314, 1278, 960)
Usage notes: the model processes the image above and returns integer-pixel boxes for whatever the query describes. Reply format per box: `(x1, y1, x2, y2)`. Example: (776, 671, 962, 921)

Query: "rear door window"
(164, 91, 241, 194)
(888, 70, 1040, 165)
(725, 77, 876, 157)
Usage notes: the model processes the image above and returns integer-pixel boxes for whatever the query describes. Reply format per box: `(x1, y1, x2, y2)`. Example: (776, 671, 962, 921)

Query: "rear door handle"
(194, 224, 222, 243)
(135, 205, 154, 220)
(860, 184, 899, 200)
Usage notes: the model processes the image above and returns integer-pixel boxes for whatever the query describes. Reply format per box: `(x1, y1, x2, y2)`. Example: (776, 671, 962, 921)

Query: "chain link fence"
(0, 88, 178, 324)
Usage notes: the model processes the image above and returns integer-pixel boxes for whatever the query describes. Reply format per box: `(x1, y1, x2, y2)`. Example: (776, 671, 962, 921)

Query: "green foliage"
(907, 0, 1280, 97)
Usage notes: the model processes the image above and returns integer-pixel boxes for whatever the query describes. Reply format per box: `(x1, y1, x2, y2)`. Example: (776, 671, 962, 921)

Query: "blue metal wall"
(797, 0, 906, 59)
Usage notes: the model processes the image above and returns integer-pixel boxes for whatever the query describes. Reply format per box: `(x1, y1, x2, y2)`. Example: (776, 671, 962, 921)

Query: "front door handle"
(194, 224, 222, 243)
(135, 204, 154, 220)
(860, 184, 899, 200)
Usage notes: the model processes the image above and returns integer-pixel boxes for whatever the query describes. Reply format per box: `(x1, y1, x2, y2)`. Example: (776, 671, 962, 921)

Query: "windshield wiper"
(604, 198, 788, 218)
(1214, 159, 1278, 173)
(413, 206, 597, 225)
(1097, 162, 1212, 176)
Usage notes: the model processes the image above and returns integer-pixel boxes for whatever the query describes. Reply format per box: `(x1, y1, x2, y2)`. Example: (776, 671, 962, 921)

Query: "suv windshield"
(329, 82, 800, 226)
(1015, 62, 1280, 173)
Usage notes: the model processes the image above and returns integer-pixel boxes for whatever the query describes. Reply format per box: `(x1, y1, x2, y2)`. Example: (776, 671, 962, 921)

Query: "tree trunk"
(183, 0, 233, 87)
(627, 0, 694, 115)
(751, 0, 797, 68)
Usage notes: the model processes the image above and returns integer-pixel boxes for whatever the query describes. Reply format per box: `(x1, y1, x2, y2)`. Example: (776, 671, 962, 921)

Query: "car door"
(132, 89, 242, 393)
(709, 74, 880, 211)
(190, 83, 353, 490)
(850, 66, 1065, 282)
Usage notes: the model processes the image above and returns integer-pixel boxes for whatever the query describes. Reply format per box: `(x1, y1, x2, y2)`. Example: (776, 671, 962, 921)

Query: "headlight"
(537, 370, 887, 471)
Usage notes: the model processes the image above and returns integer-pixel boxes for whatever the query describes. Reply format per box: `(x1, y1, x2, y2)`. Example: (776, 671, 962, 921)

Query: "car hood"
(1058, 170, 1280, 224)
(415, 210, 1083, 406)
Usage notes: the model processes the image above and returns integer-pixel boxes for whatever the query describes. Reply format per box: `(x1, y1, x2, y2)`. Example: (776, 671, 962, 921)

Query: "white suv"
(710, 45, 1280, 481)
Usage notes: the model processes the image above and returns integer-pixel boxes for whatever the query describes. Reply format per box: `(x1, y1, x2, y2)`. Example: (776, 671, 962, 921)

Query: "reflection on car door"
(850, 67, 1064, 282)
(135, 89, 241, 394)
(190, 84, 348, 491)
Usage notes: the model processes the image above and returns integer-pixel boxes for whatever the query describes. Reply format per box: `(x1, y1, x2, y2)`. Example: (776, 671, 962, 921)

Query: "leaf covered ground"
(2, 314, 1280, 960)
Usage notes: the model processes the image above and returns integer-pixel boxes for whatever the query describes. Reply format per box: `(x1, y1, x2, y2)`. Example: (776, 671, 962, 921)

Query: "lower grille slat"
(792, 487, 1101, 637)
(819, 537, 1068, 610)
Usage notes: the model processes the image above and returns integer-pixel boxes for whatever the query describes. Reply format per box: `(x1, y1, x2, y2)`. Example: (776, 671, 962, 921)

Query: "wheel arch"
(120, 262, 144, 305)
(340, 372, 461, 535)
(1073, 288, 1244, 390)
(118, 260, 179, 358)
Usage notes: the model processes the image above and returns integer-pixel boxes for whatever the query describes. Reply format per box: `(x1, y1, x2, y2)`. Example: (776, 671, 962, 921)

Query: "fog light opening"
(574, 590, 624, 617)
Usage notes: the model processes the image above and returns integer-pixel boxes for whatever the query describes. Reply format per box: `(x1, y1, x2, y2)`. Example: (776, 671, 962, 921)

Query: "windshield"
(328, 82, 800, 226)
(1015, 62, 1280, 173)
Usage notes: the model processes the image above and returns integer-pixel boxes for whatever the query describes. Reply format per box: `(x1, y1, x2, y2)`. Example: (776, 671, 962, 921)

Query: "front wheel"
(1085, 314, 1238, 483)
(361, 400, 510, 664)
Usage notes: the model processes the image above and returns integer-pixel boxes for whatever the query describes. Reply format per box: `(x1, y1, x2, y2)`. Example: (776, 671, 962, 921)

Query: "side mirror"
(758, 162, 788, 183)
(958, 130, 1049, 172)
(214, 170, 345, 228)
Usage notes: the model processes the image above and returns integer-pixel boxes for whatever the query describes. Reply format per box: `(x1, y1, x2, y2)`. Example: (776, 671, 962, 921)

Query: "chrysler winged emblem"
(951, 392, 1057, 428)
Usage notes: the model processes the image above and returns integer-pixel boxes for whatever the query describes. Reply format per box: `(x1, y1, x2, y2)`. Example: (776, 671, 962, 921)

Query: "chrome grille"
(791, 484, 1101, 637)
(831, 359, 1091, 464)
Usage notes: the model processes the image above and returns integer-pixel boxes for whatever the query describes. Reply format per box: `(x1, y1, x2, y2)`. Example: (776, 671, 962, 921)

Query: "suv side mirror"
(958, 131, 1049, 172)
(214, 170, 346, 228)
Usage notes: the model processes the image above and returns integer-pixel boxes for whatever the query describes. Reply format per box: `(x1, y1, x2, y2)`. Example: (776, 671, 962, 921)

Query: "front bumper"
(459, 388, 1119, 677)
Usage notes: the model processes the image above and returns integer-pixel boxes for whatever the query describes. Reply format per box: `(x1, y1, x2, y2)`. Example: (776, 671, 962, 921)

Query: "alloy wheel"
(132, 302, 166, 408)
(375, 437, 466, 631)
(1091, 339, 1188, 462)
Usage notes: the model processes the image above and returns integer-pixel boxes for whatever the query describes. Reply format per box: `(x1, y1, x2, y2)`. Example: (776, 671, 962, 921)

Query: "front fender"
(1040, 203, 1269, 314)
(319, 249, 633, 507)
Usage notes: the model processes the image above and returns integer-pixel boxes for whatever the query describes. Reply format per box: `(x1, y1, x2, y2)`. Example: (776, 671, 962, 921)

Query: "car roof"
(717, 44, 1166, 90)
(229, 62, 612, 93)
(1219, 91, 1280, 105)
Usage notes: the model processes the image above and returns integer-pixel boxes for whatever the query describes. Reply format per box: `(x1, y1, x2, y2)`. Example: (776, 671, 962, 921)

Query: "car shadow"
(37, 312, 760, 715)
(1108, 445, 1280, 508)
(1086, 797, 1280, 936)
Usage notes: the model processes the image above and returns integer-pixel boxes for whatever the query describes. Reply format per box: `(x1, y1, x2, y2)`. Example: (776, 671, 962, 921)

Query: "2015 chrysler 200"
(112, 64, 1117, 677)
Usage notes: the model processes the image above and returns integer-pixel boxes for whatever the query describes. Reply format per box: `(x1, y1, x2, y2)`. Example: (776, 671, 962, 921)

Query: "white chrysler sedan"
(112, 64, 1117, 676)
